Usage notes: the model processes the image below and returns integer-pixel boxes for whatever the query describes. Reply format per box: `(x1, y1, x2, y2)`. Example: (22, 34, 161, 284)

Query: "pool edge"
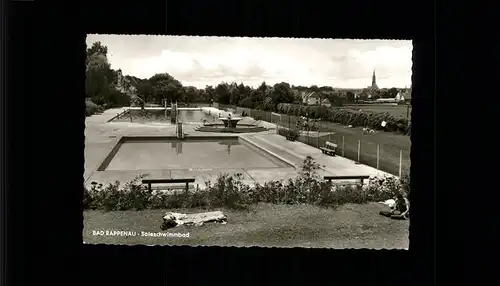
(239, 136, 297, 169)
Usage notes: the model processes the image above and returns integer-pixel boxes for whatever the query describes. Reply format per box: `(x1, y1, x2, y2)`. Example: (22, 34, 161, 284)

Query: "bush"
(85, 99, 98, 117)
(83, 157, 411, 211)
(364, 175, 401, 201)
(277, 127, 299, 141)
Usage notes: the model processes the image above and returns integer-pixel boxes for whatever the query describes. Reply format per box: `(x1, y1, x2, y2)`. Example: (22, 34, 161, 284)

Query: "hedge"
(277, 103, 409, 134)
(84, 157, 409, 211)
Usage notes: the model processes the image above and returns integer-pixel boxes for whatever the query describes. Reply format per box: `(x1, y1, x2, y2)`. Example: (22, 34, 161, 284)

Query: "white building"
(395, 89, 412, 102)
(320, 98, 331, 107)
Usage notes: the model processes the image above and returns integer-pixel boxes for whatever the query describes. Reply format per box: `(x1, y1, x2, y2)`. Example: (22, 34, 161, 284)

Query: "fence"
(220, 105, 411, 176)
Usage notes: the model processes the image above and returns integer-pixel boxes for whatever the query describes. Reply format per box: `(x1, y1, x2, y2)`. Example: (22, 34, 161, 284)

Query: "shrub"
(83, 158, 411, 211)
(204, 173, 254, 210)
(277, 127, 299, 141)
(85, 99, 98, 117)
(365, 175, 401, 201)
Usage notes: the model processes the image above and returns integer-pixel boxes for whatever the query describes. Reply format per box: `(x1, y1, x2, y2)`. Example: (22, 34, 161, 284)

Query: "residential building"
(299, 91, 318, 105)
(320, 98, 331, 107)
(306, 93, 321, 105)
(395, 89, 412, 102)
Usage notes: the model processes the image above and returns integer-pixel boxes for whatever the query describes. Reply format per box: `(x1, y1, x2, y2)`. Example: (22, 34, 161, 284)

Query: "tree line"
(86, 41, 410, 113)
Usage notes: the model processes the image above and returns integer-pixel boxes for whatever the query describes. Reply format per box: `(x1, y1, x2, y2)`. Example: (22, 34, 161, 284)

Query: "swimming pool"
(112, 109, 217, 124)
(100, 137, 289, 171)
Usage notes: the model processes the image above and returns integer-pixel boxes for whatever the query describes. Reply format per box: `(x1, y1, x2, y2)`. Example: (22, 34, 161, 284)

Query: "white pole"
(399, 150, 403, 177)
(357, 140, 361, 162)
(377, 144, 380, 169)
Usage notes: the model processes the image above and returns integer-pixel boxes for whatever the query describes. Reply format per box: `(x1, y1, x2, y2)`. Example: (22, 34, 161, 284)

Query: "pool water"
(105, 139, 286, 170)
(113, 110, 218, 124)
(177, 110, 216, 123)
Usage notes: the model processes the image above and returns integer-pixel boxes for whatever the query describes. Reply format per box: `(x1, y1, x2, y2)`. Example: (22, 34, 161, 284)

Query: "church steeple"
(371, 69, 378, 90)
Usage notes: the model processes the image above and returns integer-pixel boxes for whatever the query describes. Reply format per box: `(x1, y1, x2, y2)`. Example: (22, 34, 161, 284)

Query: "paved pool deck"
(85, 107, 392, 189)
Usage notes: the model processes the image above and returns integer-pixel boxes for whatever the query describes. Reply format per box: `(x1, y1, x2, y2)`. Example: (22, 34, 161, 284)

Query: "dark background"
(4, 0, 450, 285)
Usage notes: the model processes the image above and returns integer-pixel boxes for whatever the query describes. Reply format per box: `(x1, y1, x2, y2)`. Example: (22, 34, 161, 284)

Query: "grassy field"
(84, 203, 409, 249)
(274, 114, 411, 176)
(342, 104, 411, 119)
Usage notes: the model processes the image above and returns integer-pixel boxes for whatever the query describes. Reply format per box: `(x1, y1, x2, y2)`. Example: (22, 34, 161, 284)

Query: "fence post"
(399, 150, 403, 177)
(328, 132, 331, 142)
(376, 144, 380, 169)
(357, 140, 361, 162)
(317, 130, 320, 147)
(342, 136, 345, 156)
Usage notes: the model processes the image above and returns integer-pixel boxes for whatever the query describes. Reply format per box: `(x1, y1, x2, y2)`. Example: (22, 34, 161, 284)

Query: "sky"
(86, 35, 412, 89)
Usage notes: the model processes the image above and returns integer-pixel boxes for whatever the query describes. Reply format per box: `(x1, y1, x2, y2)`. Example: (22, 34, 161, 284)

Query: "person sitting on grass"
(380, 193, 410, 220)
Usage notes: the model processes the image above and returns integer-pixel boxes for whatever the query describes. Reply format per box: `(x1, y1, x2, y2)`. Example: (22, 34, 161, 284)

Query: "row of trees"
(127, 75, 409, 110)
(86, 41, 410, 113)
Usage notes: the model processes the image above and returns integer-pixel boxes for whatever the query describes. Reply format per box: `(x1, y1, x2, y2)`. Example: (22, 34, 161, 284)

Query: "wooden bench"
(323, 175, 371, 185)
(319, 141, 337, 156)
(142, 178, 196, 192)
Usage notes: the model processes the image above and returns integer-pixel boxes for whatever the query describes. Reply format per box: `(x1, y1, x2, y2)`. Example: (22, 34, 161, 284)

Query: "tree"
(149, 73, 182, 104)
(263, 96, 274, 110)
(270, 82, 294, 106)
(183, 86, 198, 104)
(228, 82, 240, 105)
(388, 87, 399, 98)
(86, 42, 108, 66)
(377, 90, 390, 98)
(236, 83, 251, 105)
(252, 82, 269, 107)
(346, 91, 355, 102)
(309, 85, 320, 93)
(358, 92, 369, 101)
(204, 85, 215, 104)
(136, 82, 154, 103)
(214, 83, 231, 104)
(85, 50, 113, 105)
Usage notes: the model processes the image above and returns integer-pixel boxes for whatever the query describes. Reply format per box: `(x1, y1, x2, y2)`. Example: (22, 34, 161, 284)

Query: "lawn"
(83, 203, 409, 249)
(342, 104, 412, 119)
(274, 113, 411, 176)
